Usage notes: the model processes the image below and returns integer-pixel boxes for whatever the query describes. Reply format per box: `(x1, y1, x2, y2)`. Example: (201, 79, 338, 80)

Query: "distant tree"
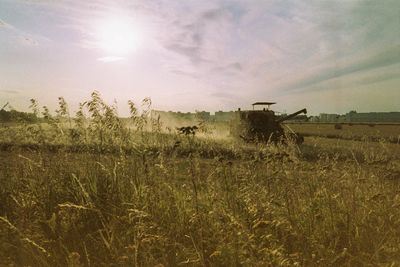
(0, 107, 38, 123)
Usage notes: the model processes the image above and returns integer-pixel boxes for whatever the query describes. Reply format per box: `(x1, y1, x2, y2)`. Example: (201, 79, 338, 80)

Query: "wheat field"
(1, 93, 400, 266)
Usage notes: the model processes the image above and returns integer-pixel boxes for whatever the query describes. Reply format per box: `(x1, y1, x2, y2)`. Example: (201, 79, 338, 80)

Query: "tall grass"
(0, 93, 399, 266)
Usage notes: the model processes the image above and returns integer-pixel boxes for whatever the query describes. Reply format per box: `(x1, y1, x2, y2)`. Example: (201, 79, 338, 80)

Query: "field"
(286, 122, 400, 143)
(1, 95, 400, 266)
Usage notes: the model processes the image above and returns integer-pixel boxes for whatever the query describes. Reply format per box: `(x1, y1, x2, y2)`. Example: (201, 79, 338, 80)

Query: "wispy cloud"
(132, 0, 399, 111)
(0, 19, 8, 27)
(0, 89, 19, 95)
(0, 16, 49, 46)
(97, 56, 125, 63)
(170, 70, 199, 80)
(278, 46, 400, 93)
(154, 2, 239, 62)
(17, 36, 38, 46)
(0, 0, 399, 113)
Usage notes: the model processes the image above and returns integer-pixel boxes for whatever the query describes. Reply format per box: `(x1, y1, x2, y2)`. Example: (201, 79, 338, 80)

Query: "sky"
(0, 0, 399, 115)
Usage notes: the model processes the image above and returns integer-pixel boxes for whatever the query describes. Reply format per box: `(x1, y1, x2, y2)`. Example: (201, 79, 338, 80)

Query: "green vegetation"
(1, 92, 400, 266)
(0, 109, 38, 123)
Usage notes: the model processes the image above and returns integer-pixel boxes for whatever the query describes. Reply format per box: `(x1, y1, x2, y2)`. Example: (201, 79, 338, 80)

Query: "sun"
(95, 17, 140, 55)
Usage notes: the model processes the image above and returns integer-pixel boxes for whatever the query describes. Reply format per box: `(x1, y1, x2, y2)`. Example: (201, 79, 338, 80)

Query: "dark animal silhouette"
(176, 126, 198, 136)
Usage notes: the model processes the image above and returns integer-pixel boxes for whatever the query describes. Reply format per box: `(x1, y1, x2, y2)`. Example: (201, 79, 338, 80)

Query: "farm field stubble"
(0, 95, 400, 266)
(286, 122, 400, 143)
(1, 134, 400, 266)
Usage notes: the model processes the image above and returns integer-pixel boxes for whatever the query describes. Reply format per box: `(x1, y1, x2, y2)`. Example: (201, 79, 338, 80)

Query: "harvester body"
(230, 102, 307, 144)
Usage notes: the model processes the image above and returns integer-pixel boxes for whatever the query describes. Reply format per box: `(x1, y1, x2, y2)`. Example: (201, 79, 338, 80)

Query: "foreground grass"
(1, 94, 400, 266)
(1, 136, 400, 266)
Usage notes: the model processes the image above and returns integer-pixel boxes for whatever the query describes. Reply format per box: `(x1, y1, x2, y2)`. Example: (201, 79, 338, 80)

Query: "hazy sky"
(0, 0, 399, 115)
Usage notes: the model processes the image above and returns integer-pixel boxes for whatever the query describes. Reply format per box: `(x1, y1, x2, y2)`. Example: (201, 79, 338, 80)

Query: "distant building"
(346, 111, 400, 123)
(316, 111, 400, 123)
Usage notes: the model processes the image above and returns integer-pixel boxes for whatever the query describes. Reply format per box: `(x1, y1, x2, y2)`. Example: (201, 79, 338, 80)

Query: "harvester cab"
(231, 102, 307, 144)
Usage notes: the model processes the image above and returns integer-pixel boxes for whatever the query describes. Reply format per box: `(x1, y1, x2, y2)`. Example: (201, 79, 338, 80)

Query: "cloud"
(160, 4, 240, 65)
(152, 1, 254, 91)
(0, 16, 49, 47)
(164, 43, 203, 64)
(0, 19, 7, 27)
(0, 18, 13, 29)
(0, 0, 399, 113)
(147, 0, 398, 102)
(97, 56, 125, 62)
(226, 0, 400, 99)
(0, 89, 19, 95)
(170, 69, 200, 80)
(17, 36, 39, 46)
(212, 62, 243, 74)
(209, 91, 238, 101)
(277, 46, 400, 93)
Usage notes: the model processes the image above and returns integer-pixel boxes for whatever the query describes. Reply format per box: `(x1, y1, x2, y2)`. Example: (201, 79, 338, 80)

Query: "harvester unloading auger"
(230, 102, 307, 144)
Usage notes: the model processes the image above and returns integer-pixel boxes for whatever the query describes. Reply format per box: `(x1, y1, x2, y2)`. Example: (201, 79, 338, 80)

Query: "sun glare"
(95, 17, 140, 55)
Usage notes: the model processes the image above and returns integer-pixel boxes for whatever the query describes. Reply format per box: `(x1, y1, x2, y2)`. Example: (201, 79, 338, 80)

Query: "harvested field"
(285, 123, 400, 143)
(1, 113, 400, 266)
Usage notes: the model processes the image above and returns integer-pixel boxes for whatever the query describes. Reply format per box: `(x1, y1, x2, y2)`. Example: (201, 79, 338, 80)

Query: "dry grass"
(0, 94, 400, 266)
(286, 123, 400, 143)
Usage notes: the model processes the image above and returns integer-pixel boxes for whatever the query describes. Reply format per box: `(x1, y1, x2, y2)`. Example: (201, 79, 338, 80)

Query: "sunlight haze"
(0, 0, 399, 115)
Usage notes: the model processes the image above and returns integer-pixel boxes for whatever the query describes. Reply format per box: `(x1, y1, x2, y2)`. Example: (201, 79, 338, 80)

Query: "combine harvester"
(230, 102, 307, 144)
